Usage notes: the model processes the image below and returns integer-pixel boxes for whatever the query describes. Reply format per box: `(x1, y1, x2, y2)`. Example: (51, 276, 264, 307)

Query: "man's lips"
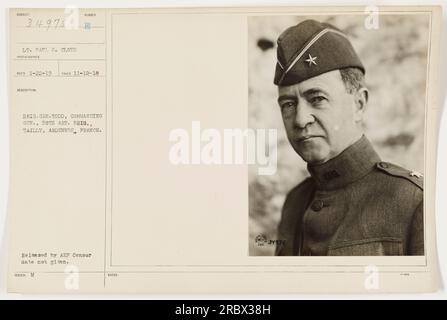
(296, 135, 323, 142)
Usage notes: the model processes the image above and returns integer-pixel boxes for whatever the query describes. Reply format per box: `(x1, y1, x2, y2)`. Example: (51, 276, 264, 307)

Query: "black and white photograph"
(248, 14, 429, 256)
(2, 5, 443, 296)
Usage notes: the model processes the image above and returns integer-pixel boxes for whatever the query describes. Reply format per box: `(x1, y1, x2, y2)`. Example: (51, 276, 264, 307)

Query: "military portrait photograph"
(248, 13, 429, 256)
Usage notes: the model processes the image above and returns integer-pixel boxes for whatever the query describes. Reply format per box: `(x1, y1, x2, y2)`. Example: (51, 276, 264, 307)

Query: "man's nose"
(294, 102, 315, 129)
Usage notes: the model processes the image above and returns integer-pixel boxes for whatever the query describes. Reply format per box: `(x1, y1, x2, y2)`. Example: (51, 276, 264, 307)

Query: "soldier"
(274, 20, 424, 256)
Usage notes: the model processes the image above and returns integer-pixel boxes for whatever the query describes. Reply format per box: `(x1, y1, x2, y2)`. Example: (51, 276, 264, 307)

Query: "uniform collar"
(307, 135, 381, 191)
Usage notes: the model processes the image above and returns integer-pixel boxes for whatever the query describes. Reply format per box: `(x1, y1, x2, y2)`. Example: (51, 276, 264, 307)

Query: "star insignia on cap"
(305, 54, 317, 66)
(409, 171, 423, 179)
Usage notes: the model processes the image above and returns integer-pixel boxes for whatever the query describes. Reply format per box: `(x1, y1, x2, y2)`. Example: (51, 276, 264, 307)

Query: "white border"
(0, 0, 446, 300)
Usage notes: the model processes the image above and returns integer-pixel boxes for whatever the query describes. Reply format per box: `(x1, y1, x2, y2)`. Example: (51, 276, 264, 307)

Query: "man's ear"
(353, 87, 368, 121)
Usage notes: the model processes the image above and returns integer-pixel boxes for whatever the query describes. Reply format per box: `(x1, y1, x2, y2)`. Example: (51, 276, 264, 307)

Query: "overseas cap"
(274, 19, 365, 86)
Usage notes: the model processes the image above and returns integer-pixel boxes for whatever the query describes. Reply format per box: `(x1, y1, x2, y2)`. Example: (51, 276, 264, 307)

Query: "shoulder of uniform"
(280, 177, 315, 225)
(287, 177, 314, 196)
(375, 161, 423, 190)
(283, 177, 315, 207)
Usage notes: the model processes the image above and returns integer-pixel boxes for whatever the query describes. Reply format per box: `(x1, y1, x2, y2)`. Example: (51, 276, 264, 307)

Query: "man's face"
(278, 70, 364, 165)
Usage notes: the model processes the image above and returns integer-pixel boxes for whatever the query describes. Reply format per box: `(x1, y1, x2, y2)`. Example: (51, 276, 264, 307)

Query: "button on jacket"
(275, 135, 424, 256)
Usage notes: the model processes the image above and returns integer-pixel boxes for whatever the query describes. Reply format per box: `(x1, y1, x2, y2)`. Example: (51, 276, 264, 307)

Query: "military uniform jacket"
(275, 135, 424, 256)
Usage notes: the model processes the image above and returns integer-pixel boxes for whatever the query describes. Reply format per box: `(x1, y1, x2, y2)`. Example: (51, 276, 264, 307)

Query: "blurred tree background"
(248, 14, 429, 255)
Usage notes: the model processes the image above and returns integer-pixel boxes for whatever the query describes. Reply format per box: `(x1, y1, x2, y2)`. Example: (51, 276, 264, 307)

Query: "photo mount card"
(6, 6, 443, 293)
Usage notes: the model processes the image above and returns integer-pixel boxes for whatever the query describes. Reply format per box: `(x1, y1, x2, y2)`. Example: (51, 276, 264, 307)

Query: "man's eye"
(281, 101, 296, 109)
(309, 96, 326, 105)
